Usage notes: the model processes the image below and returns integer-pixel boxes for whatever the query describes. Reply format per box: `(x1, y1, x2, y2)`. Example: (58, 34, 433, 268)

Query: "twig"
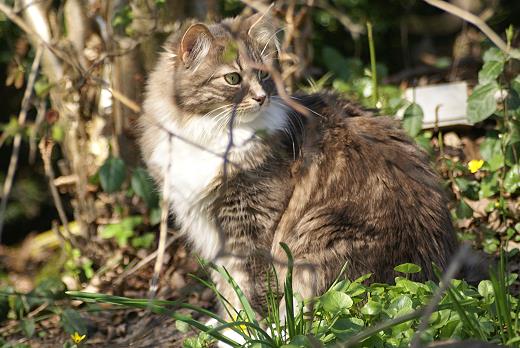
(366, 21, 378, 107)
(0, 44, 43, 241)
(39, 138, 80, 249)
(423, 0, 518, 58)
(148, 134, 173, 300)
(28, 99, 46, 164)
(0, 2, 81, 74)
(410, 244, 471, 348)
(313, 0, 365, 39)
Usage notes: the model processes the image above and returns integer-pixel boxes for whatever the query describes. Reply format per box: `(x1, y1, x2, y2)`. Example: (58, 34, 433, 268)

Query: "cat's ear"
(245, 13, 278, 51)
(180, 23, 214, 65)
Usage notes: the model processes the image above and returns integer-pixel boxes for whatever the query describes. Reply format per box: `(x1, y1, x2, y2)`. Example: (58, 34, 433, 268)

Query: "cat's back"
(279, 94, 457, 282)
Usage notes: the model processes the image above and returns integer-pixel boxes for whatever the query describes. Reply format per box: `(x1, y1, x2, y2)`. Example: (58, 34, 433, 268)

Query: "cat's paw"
(205, 318, 246, 348)
(217, 329, 246, 348)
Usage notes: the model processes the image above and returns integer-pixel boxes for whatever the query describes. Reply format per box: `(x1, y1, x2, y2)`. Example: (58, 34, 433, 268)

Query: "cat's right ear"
(180, 23, 214, 66)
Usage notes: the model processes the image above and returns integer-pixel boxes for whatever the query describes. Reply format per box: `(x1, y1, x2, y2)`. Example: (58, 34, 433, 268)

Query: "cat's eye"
(258, 70, 270, 80)
(224, 72, 242, 85)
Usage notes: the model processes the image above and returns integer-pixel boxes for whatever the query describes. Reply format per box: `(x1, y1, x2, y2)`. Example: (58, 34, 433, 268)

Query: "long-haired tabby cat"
(139, 14, 458, 321)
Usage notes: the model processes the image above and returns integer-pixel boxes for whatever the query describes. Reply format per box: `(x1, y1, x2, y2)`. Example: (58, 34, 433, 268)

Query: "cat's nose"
(252, 95, 266, 105)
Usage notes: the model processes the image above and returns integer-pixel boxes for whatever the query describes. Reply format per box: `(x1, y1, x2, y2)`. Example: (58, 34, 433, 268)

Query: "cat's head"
(154, 14, 280, 125)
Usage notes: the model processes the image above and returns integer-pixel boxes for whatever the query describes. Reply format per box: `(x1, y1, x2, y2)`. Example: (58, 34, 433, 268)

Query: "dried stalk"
(39, 138, 80, 249)
(148, 134, 173, 299)
(423, 0, 517, 57)
(0, 45, 43, 241)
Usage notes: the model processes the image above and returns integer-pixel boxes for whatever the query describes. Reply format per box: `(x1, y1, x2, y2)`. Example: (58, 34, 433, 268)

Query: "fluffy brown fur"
(138, 15, 458, 319)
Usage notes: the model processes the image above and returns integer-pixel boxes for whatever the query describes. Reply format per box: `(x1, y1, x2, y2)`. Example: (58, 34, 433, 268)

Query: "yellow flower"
(71, 332, 86, 344)
(468, 159, 484, 174)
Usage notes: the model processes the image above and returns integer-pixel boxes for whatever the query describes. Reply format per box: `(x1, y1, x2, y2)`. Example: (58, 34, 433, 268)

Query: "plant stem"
(367, 21, 378, 108)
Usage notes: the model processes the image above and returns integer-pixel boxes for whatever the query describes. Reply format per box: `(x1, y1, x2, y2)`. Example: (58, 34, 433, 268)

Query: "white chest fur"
(147, 103, 288, 261)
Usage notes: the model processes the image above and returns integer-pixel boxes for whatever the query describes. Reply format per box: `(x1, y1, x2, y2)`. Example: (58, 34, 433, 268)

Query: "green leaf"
(20, 318, 35, 337)
(467, 82, 499, 124)
(322, 47, 363, 82)
(504, 165, 520, 194)
(455, 200, 473, 219)
(34, 77, 52, 97)
(360, 299, 382, 315)
(482, 47, 506, 63)
(394, 263, 422, 274)
(477, 280, 494, 303)
(320, 290, 353, 313)
(331, 317, 364, 340)
(149, 207, 161, 226)
(485, 153, 504, 171)
(402, 103, 423, 137)
(100, 216, 142, 247)
(222, 41, 238, 64)
(60, 308, 86, 335)
(480, 133, 501, 162)
(131, 232, 155, 249)
(131, 167, 159, 208)
(99, 157, 126, 193)
(288, 335, 312, 347)
(386, 294, 413, 318)
(512, 74, 520, 95)
(51, 124, 64, 142)
(478, 60, 504, 84)
(176, 319, 191, 333)
(479, 172, 499, 199)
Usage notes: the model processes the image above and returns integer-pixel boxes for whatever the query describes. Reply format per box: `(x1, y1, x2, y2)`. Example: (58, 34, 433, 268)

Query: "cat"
(138, 14, 459, 322)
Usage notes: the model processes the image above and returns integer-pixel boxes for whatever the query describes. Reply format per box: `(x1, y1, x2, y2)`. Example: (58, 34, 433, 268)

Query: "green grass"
(65, 245, 520, 348)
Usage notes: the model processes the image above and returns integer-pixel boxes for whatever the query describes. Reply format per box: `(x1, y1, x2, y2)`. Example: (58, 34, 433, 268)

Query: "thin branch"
(0, 2, 81, 75)
(313, 0, 365, 39)
(0, 44, 43, 241)
(148, 134, 173, 300)
(410, 244, 471, 348)
(423, 0, 518, 58)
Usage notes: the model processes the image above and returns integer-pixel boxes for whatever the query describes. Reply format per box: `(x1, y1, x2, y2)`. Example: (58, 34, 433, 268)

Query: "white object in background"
(402, 81, 469, 128)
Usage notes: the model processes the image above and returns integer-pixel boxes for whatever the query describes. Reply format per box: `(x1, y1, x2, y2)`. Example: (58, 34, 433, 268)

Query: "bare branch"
(0, 44, 43, 241)
(423, 0, 518, 58)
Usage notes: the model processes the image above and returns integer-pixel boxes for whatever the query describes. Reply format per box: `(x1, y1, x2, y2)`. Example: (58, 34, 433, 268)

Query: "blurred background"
(0, 0, 519, 346)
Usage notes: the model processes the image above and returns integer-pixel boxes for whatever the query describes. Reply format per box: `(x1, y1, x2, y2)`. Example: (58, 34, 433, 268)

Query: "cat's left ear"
(180, 23, 214, 65)
(245, 13, 278, 50)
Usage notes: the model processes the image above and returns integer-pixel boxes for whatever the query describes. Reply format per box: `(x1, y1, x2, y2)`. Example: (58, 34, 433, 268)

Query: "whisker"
(261, 26, 286, 56)
(272, 96, 326, 119)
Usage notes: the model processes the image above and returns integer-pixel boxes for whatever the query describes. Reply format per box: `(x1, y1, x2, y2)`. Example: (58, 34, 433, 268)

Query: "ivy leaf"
(131, 167, 159, 208)
(504, 165, 520, 194)
(402, 103, 424, 137)
(467, 82, 499, 124)
(99, 157, 126, 193)
(321, 290, 353, 313)
(394, 263, 422, 274)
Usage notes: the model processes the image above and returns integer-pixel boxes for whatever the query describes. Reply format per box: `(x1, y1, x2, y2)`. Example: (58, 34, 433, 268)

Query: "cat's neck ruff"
(147, 101, 288, 260)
